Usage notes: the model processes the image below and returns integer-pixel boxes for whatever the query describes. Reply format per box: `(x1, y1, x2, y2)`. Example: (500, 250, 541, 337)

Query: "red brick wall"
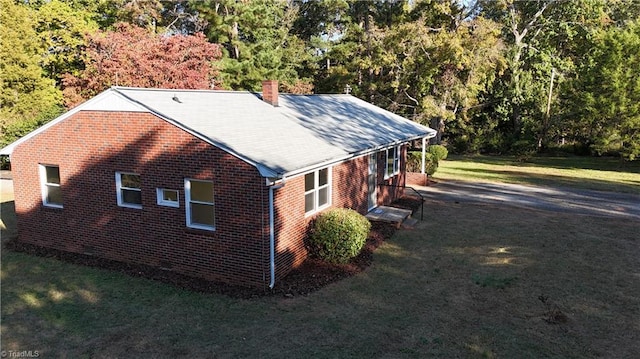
(270, 149, 407, 282)
(11, 111, 271, 287)
(406, 172, 429, 186)
(11, 109, 410, 287)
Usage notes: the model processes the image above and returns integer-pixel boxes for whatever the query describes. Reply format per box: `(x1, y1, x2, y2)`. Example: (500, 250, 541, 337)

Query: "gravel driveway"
(416, 180, 640, 220)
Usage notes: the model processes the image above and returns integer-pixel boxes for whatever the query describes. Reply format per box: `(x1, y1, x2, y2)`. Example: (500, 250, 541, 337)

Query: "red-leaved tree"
(63, 23, 222, 107)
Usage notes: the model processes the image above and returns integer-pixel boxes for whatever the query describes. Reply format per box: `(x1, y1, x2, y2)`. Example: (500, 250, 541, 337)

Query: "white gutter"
(278, 133, 436, 180)
(268, 177, 286, 289)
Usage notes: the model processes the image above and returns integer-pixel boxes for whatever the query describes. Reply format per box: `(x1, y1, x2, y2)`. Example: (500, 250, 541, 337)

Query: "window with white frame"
(185, 179, 215, 230)
(39, 164, 63, 207)
(385, 146, 401, 178)
(304, 167, 331, 214)
(116, 172, 142, 208)
(157, 188, 179, 207)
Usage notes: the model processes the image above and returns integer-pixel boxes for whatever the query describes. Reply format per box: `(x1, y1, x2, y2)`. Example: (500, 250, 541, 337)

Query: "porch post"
(421, 136, 426, 174)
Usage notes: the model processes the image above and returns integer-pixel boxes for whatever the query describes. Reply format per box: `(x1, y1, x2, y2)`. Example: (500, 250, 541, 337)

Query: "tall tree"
(475, 0, 620, 153)
(34, 0, 99, 84)
(0, 0, 62, 128)
(296, 0, 505, 146)
(381, 12, 506, 145)
(311, 0, 410, 96)
(62, 23, 222, 107)
(479, 0, 559, 146)
(190, 0, 312, 92)
(562, 20, 640, 160)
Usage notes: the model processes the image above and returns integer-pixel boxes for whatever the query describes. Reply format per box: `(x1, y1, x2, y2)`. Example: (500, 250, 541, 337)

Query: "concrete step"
(366, 206, 412, 229)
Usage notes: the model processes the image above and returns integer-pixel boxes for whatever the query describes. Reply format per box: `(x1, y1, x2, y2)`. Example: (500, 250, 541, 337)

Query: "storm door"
(368, 153, 377, 210)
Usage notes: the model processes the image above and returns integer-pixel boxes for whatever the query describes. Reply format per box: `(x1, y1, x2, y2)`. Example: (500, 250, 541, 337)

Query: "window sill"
(185, 227, 217, 236)
(305, 204, 331, 218)
(41, 204, 63, 211)
(157, 201, 179, 208)
(118, 204, 142, 210)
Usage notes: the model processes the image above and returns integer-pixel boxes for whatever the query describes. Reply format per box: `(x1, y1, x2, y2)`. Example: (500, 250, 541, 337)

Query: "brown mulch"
(272, 220, 397, 297)
(5, 196, 422, 299)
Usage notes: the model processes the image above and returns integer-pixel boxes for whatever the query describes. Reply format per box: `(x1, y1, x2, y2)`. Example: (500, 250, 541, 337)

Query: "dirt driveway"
(416, 180, 640, 220)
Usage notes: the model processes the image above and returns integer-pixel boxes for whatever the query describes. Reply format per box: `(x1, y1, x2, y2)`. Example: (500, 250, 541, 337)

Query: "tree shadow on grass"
(1, 200, 17, 243)
(3, 195, 421, 300)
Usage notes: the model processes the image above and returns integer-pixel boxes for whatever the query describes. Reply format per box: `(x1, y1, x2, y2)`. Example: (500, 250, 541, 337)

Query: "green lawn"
(2, 156, 639, 357)
(435, 155, 640, 194)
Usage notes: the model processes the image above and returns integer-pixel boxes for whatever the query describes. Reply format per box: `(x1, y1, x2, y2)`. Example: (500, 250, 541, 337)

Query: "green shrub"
(407, 148, 443, 176)
(407, 151, 439, 175)
(407, 151, 420, 172)
(424, 153, 438, 175)
(428, 144, 448, 161)
(309, 208, 371, 264)
(511, 140, 536, 162)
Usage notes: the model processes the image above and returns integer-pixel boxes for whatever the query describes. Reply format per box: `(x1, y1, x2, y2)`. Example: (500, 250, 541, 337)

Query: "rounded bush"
(309, 208, 371, 264)
(428, 144, 449, 161)
(423, 153, 439, 175)
(407, 151, 439, 175)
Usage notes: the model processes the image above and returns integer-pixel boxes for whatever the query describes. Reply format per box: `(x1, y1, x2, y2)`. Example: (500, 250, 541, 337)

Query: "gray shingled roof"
(1, 87, 436, 178)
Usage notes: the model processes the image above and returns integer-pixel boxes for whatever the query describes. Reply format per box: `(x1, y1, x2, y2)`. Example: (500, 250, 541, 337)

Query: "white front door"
(368, 153, 377, 210)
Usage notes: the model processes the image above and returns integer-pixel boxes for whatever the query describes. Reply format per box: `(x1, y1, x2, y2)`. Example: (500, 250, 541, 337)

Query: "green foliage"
(561, 19, 640, 160)
(0, 105, 63, 148)
(407, 144, 448, 175)
(406, 151, 421, 172)
(407, 148, 444, 176)
(477, 0, 598, 155)
(35, 0, 99, 83)
(192, 0, 313, 92)
(428, 145, 449, 162)
(511, 140, 536, 161)
(309, 208, 371, 265)
(0, 0, 63, 126)
(4, 0, 637, 162)
(407, 151, 439, 175)
(1, 104, 63, 169)
(424, 153, 439, 176)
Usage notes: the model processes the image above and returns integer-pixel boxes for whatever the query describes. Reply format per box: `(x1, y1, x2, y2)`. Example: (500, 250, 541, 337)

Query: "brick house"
(1, 81, 436, 288)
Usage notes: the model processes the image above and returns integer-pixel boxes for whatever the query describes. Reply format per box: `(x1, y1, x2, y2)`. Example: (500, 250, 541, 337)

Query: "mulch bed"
(5, 196, 422, 299)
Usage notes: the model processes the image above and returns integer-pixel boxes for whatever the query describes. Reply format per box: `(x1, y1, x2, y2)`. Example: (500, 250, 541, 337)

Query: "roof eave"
(278, 130, 437, 180)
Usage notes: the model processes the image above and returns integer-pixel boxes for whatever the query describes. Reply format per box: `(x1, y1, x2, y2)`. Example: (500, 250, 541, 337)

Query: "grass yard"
(2, 157, 639, 358)
(435, 155, 640, 194)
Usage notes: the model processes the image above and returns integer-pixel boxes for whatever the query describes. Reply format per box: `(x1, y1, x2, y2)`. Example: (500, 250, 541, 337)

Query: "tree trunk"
(430, 117, 445, 145)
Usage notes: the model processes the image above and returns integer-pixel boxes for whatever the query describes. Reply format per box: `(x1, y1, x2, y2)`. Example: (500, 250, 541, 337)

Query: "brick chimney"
(262, 80, 278, 107)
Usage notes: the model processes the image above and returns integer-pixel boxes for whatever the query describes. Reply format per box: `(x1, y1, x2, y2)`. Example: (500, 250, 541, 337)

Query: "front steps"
(365, 206, 417, 229)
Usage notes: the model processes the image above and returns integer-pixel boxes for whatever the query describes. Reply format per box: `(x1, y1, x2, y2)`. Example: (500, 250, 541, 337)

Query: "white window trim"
(384, 146, 401, 179)
(115, 172, 142, 209)
(39, 164, 63, 208)
(184, 178, 215, 231)
(304, 167, 332, 216)
(156, 188, 179, 207)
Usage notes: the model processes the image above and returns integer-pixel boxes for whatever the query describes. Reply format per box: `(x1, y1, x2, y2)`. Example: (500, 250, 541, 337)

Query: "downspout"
(268, 178, 285, 289)
(421, 137, 427, 174)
